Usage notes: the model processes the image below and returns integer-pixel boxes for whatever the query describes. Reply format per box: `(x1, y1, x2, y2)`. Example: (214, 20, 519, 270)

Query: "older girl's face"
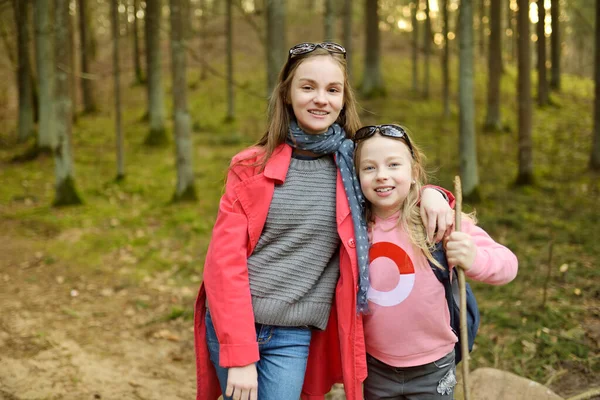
(289, 56, 344, 135)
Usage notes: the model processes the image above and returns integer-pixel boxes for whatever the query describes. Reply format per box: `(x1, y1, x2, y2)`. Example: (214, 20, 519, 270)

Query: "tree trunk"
(78, 0, 97, 113)
(69, 10, 77, 119)
(423, 0, 431, 99)
(34, 0, 55, 150)
(324, 0, 335, 41)
(362, 0, 384, 98)
(516, 0, 533, 184)
(53, 0, 82, 206)
(132, 0, 144, 85)
(549, 0, 560, 90)
(442, 0, 450, 117)
(170, 0, 197, 201)
(412, 1, 419, 92)
(485, 0, 503, 131)
(590, 0, 600, 170)
(343, 0, 353, 80)
(479, 0, 486, 58)
(199, 0, 208, 80)
(506, 0, 513, 62)
(14, 0, 34, 142)
(459, 0, 480, 198)
(111, 0, 125, 180)
(144, 0, 167, 146)
(226, 0, 235, 121)
(537, 0, 548, 106)
(266, 0, 286, 95)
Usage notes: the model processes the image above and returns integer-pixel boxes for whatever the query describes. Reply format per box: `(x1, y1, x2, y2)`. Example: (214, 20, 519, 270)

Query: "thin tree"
(516, 0, 533, 184)
(362, 0, 385, 98)
(325, 0, 335, 41)
(225, 0, 234, 121)
(549, 0, 560, 90)
(412, 1, 420, 93)
(423, 0, 431, 99)
(198, 0, 208, 80)
(537, 0, 548, 106)
(266, 0, 286, 95)
(111, 0, 124, 180)
(590, 0, 600, 170)
(53, 0, 83, 206)
(132, 0, 144, 85)
(441, 0, 451, 117)
(459, 0, 480, 197)
(144, 0, 167, 145)
(34, 0, 55, 151)
(78, 0, 97, 113)
(343, 0, 353, 80)
(478, 0, 486, 58)
(485, 0, 503, 131)
(14, 0, 34, 142)
(170, 0, 197, 201)
(69, 8, 78, 120)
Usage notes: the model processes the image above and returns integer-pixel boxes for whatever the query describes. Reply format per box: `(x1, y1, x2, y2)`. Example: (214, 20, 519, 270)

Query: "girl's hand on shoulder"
(444, 231, 477, 271)
(226, 363, 258, 400)
(420, 188, 454, 243)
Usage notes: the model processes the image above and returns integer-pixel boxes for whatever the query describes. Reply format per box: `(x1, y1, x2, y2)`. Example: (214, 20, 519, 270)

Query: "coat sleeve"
(203, 160, 259, 368)
(422, 184, 456, 208)
(462, 219, 518, 285)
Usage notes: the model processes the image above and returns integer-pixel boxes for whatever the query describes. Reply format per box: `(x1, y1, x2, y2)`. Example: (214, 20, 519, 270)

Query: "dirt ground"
(0, 235, 198, 400)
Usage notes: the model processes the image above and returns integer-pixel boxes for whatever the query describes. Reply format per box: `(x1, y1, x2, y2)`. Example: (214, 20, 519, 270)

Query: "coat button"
(348, 238, 356, 248)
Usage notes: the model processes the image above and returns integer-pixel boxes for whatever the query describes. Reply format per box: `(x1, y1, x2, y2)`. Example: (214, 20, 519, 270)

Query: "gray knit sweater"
(247, 156, 341, 330)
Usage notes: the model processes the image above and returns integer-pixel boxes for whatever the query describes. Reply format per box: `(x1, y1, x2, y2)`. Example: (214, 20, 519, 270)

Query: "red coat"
(194, 144, 367, 400)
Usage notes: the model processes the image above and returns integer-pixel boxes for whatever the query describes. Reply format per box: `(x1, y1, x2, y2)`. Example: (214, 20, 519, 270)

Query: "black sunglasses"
(288, 42, 347, 60)
(355, 125, 415, 158)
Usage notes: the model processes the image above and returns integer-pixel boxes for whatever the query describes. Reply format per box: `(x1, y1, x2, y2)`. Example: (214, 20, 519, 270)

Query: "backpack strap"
(428, 241, 457, 334)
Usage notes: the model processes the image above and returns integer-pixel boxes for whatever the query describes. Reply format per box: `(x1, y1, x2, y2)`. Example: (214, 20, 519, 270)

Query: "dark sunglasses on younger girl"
(354, 125, 415, 158)
(288, 42, 347, 60)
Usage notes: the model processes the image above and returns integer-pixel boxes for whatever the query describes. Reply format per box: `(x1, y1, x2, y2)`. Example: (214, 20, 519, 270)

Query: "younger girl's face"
(289, 56, 344, 134)
(358, 135, 414, 219)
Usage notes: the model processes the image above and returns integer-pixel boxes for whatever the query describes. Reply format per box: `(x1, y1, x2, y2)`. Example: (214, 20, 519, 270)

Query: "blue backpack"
(428, 241, 480, 365)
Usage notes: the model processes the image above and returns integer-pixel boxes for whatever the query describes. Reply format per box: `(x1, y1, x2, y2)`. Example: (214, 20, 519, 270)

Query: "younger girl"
(193, 43, 454, 400)
(354, 125, 518, 400)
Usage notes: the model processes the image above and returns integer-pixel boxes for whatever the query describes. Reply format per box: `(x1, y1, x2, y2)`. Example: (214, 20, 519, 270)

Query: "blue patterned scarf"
(287, 120, 370, 313)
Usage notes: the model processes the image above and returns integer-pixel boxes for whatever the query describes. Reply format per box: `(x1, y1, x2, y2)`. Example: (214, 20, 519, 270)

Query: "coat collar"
(263, 144, 292, 184)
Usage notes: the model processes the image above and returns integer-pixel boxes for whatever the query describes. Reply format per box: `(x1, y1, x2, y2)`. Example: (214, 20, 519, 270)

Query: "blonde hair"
(252, 48, 362, 168)
(354, 128, 443, 269)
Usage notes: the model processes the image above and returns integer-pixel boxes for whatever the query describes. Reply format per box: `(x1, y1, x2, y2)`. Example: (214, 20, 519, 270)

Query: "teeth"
(310, 111, 327, 115)
(376, 188, 393, 192)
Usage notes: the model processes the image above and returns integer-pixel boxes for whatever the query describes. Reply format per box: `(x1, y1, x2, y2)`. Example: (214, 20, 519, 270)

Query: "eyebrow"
(297, 78, 343, 86)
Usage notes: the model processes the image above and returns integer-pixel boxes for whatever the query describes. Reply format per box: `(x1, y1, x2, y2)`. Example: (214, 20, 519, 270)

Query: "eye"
(302, 85, 313, 91)
(362, 165, 375, 171)
(328, 87, 341, 93)
(389, 162, 401, 167)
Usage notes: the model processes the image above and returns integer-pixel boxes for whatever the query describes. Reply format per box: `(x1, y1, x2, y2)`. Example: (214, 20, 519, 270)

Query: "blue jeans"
(205, 309, 312, 400)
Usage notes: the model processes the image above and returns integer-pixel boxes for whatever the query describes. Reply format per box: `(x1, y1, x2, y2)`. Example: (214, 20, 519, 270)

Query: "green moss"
(143, 127, 169, 146)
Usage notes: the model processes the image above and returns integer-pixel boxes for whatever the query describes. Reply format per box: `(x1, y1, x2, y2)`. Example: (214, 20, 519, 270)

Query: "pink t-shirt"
(363, 213, 518, 368)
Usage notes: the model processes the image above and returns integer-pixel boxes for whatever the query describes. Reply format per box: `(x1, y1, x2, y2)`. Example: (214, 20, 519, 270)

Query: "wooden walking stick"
(454, 176, 471, 400)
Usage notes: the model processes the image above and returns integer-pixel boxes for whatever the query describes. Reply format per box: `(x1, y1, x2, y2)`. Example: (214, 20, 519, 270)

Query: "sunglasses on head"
(288, 42, 347, 60)
(355, 125, 415, 158)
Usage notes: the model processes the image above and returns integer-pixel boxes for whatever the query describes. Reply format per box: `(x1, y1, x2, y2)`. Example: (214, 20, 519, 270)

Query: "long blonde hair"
(354, 129, 443, 269)
(253, 48, 362, 168)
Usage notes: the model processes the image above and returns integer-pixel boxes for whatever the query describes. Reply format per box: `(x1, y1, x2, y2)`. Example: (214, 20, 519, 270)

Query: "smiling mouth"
(309, 110, 328, 116)
(375, 187, 394, 193)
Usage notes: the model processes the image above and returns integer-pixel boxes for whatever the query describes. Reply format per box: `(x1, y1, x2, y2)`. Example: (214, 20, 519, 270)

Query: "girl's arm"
(203, 161, 260, 368)
(420, 186, 456, 243)
(445, 219, 518, 285)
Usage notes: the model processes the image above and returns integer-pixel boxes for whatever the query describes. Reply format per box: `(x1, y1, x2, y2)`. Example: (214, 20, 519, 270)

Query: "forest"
(0, 0, 598, 399)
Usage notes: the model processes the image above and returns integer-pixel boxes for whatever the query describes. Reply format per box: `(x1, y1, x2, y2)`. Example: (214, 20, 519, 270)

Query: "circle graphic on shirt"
(367, 241, 415, 307)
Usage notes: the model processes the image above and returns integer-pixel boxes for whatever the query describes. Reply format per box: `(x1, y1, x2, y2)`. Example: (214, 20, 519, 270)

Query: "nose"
(313, 89, 327, 105)
(375, 168, 388, 181)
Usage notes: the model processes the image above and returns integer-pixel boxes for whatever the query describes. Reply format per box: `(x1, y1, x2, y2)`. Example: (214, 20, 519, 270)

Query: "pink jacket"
(194, 144, 367, 400)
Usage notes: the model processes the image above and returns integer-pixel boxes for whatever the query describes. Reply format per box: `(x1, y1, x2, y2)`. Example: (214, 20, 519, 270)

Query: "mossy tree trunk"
(590, 0, 600, 170)
(170, 0, 197, 201)
(423, 0, 431, 99)
(516, 0, 533, 184)
(132, 0, 144, 85)
(225, 0, 235, 121)
(53, 0, 82, 206)
(411, 1, 419, 93)
(362, 0, 385, 98)
(442, 0, 450, 117)
(144, 0, 167, 146)
(343, 0, 353, 80)
(199, 0, 208, 81)
(34, 0, 55, 151)
(537, 0, 549, 106)
(324, 0, 335, 41)
(485, 0, 503, 131)
(550, 0, 560, 91)
(111, 0, 125, 180)
(78, 0, 97, 113)
(459, 0, 480, 198)
(14, 0, 34, 143)
(266, 0, 286, 95)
